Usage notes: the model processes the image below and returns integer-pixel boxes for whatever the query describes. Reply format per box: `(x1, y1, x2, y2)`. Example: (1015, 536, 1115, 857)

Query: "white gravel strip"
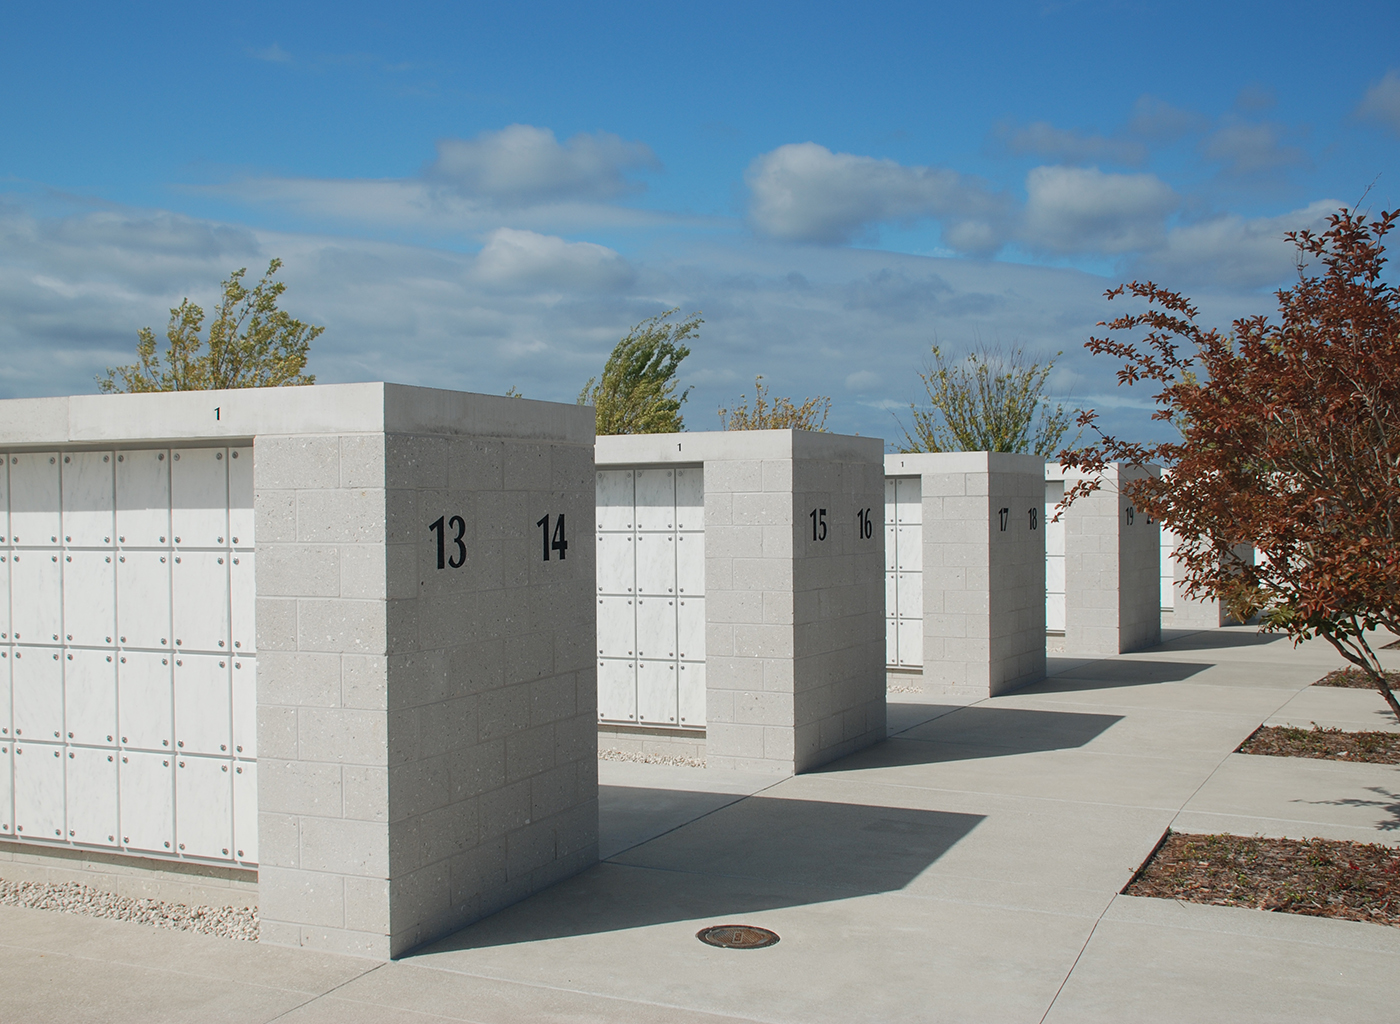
(0, 877, 259, 941)
(599, 747, 705, 768)
(887, 683, 924, 693)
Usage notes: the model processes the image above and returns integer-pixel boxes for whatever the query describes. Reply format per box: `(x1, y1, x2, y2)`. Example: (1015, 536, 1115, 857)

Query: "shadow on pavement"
(1030, 659, 1213, 693)
(598, 784, 753, 860)
(828, 705, 1125, 770)
(421, 709, 1125, 954)
(1152, 629, 1290, 654)
(423, 793, 984, 952)
(886, 701, 967, 735)
(1301, 786, 1400, 832)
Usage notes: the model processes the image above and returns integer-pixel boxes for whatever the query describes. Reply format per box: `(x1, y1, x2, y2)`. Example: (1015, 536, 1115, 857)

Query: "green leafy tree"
(99, 259, 320, 392)
(897, 344, 1073, 454)
(579, 309, 700, 434)
(718, 375, 831, 430)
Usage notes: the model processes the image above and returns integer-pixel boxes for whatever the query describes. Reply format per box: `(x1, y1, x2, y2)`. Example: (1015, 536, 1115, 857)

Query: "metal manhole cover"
(696, 925, 780, 949)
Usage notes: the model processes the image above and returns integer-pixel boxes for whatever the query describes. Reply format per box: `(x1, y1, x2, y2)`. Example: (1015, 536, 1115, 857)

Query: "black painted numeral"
(1125, 506, 1136, 526)
(430, 516, 445, 569)
(998, 507, 1010, 532)
(537, 514, 569, 561)
(856, 507, 873, 539)
(448, 515, 466, 568)
(552, 514, 568, 559)
(810, 508, 827, 541)
(1028, 507, 1039, 531)
(429, 515, 468, 570)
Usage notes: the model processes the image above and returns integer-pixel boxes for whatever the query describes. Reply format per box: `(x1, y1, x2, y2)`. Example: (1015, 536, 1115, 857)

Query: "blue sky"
(3, 0, 1398, 445)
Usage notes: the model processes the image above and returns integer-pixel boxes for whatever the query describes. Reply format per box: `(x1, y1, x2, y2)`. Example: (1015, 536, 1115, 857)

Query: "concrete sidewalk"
(3, 626, 1399, 1023)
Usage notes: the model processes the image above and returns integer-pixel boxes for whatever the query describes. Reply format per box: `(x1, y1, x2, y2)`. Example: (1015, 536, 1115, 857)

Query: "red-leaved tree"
(1060, 207, 1400, 721)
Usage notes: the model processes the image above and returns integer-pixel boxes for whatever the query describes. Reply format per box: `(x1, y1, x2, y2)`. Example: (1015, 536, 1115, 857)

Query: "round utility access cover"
(696, 925, 780, 949)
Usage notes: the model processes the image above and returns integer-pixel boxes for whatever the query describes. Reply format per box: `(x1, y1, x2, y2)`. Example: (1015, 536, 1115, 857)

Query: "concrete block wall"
(1059, 462, 1161, 655)
(887, 452, 1045, 699)
(0, 384, 598, 961)
(256, 385, 596, 958)
(1170, 535, 1255, 629)
(253, 430, 389, 962)
(596, 430, 885, 775)
(789, 435, 887, 771)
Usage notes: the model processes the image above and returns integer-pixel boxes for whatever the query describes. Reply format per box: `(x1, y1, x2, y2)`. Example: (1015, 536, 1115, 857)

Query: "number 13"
(429, 515, 466, 569)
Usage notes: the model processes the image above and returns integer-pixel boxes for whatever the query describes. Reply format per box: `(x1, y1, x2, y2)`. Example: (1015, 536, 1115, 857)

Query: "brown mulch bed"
(1313, 667, 1400, 690)
(1237, 724, 1400, 764)
(1125, 831, 1400, 927)
(1384, 639, 1400, 651)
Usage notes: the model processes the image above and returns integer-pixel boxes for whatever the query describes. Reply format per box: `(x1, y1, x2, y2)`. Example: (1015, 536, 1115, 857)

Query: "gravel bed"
(0, 877, 259, 941)
(887, 683, 924, 694)
(1313, 667, 1400, 690)
(598, 746, 705, 768)
(1125, 831, 1400, 926)
(1237, 724, 1400, 764)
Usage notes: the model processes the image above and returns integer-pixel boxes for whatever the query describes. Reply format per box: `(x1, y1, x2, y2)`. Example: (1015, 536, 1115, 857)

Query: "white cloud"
(1022, 166, 1178, 254)
(1234, 83, 1277, 113)
(993, 121, 1147, 166)
(0, 194, 1161, 441)
(1202, 120, 1305, 175)
(0, 205, 270, 392)
(989, 99, 1206, 169)
(0, 204, 262, 302)
(193, 124, 680, 236)
(0, 175, 1338, 449)
(745, 142, 1010, 253)
(1357, 69, 1400, 136)
(250, 43, 293, 64)
(210, 176, 457, 223)
(1125, 96, 1204, 141)
(426, 124, 660, 204)
(200, 174, 683, 237)
(473, 228, 634, 291)
(1132, 199, 1338, 289)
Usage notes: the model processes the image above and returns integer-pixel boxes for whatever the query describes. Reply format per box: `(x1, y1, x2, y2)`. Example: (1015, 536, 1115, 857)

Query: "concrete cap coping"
(0, 383, 594, 447)
(885, 451, 1046, 476)
(597, 428, 882, 465)
(1045, 460, 1162, 484)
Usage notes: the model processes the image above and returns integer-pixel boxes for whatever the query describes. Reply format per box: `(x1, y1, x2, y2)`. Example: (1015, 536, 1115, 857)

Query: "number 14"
(536, 514, 568, 561)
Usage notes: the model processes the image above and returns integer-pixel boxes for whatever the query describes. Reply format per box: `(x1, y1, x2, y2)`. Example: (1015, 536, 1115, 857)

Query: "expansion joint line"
(265, 961, 385, 1022)
(1038, 677, 1308, 1022)
(1038, 912, 1104, 1024)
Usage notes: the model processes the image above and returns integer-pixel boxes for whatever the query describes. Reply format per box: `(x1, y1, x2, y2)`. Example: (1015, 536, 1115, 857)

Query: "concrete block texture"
(1170, 535, 1256, 629)
(255, 385, 597, 959)
(886, 452, 1046, 700)
(596, 430, 886, 775)
(1057, 462, 1162, 655)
